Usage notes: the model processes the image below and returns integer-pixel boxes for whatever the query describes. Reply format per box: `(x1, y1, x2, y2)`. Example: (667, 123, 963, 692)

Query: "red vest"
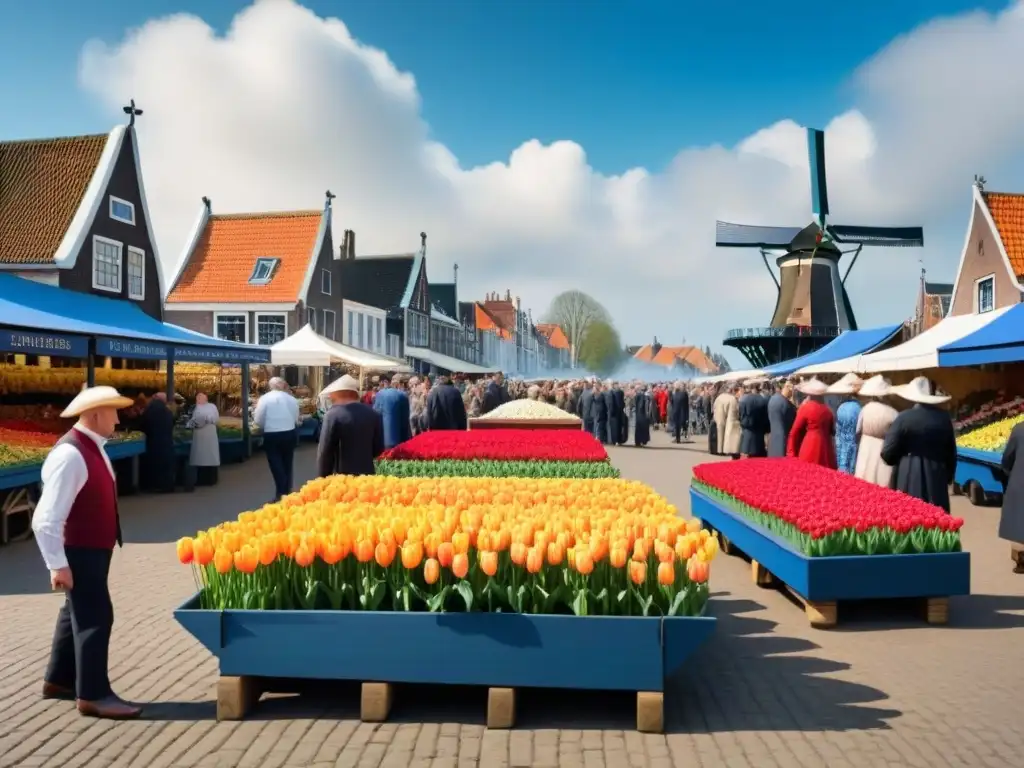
(59, 429, 121, 550)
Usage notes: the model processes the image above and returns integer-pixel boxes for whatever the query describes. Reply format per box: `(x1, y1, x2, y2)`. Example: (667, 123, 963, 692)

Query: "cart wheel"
(967, 481, 986, 507)
(951, 482, 963, 496)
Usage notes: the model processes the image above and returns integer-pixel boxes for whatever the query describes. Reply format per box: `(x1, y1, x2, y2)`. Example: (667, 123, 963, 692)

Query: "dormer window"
(109, 196, 135, 225)
(249, 257, 279, 284)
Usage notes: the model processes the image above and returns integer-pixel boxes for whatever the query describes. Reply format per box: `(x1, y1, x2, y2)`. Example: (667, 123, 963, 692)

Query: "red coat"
(786, 399, 837, 469)
(655, 390, 669, 420)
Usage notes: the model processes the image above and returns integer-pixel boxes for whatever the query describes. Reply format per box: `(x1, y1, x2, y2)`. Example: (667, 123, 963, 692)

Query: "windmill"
(715, 127, 924, 367)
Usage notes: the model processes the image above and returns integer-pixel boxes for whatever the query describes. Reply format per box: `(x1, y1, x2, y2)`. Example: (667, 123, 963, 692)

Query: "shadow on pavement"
(822, 593, 1024, 631)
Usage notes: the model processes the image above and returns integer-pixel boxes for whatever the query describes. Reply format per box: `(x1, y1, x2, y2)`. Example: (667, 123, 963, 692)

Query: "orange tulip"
(657, 561, 675, 586)
(258, 537, 279, 567)
(401, 541, 423, 570)
(609, 546, 628, 569)
(526, 547, 543, 574)
(176, 537, 194, 565)
(509, 541, 527, 566)
(452, 552, 469, 579)
(213, 547, 233, 575)
(234, 544, 259, 574)
(452, 531, 470, 554)
(479, 550, 499, 577)
(423, 557, 440, 585)
(546, 541, 564, 567)
(294, 543, 315, 568)
(676, 535, 697, 561)
(322, 541, 345, 565)
(375, 541, 395, 568)
(355, 539, 374, 563)
(193, 536, 215, 567)
(437, 541, 454, 568)
(575, 549, 594, 576)
(687, 557, 709, 584)
(477, 530, 492, 551)
(629, 560, 646, 586)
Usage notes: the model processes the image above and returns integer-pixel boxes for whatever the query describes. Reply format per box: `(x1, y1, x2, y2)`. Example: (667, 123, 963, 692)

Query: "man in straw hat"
(317, 374, 384, 477)
(881, 375, 957, 512)
(31, 385, 142, 719)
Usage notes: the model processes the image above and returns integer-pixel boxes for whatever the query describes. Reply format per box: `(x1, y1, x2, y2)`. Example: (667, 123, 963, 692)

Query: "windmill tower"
(716, 128, 924, 367)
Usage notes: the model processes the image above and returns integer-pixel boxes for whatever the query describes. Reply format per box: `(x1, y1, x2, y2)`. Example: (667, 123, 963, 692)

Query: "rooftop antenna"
(325, 190, 336, 208)
(122, 99, 143, 127)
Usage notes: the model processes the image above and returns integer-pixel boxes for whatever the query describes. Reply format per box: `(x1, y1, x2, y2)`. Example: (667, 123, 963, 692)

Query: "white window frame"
(255, 312, 288, 346)
(321, 268, 332, 295)
(213, 312, 248, 344)
(323, 309, 336, 340)
(975, 273, 996, 314)
(91, 235, 123, 293)
(126, 246, 145, 300)
(307, 306, 317, 332)
(375, 317, 383, 353)
(108, 195, 136, 225)
(346, 310, 355, 346)
(249, 257, 278, 284)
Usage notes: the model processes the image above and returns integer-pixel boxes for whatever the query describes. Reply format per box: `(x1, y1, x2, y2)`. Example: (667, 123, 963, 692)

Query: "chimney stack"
(347, 230, 356, 259)
(336, 230, 347, 260)
(505, 289, 512, 302)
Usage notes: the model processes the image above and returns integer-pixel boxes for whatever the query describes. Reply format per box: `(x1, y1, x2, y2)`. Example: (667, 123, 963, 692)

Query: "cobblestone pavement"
(1, 431, 1023, 767)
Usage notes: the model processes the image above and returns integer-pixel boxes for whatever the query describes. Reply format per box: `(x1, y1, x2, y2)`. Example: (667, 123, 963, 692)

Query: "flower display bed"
(380, 429, 608, 462)
(468, 417, 583, 431)
(691, 459, 970, 629)
(377, 458, 620, 479)
(174, 475, 718, 731)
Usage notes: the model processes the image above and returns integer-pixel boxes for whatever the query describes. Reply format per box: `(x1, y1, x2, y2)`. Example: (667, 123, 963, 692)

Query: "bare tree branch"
(543, 290, 610, 366)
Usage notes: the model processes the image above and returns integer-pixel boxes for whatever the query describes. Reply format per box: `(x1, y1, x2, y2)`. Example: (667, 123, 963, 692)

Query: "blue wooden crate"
(174, 592, 715, 693)
(0, 439, 145, 490)
(106, 439, 145, 461)
(955, 447, 1004, 496)
(690, 487, 970, 603)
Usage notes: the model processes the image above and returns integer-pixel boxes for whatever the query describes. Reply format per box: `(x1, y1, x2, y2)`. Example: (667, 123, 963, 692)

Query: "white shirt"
(253, 390, 301, 433)
(32, 424, 116, 571)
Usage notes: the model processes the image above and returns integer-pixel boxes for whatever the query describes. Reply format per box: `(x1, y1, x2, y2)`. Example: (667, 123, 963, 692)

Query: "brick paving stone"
(1, 433, 1022, 767)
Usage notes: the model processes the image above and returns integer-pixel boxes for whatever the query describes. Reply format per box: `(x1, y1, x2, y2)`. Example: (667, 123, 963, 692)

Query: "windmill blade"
(827, 224, 924, 247)
(807, 128, 829, 218)
(716, 221, 804, 248)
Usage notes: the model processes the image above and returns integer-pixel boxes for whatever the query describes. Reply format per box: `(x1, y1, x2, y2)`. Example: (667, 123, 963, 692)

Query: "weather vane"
(122, 99, 143, 127)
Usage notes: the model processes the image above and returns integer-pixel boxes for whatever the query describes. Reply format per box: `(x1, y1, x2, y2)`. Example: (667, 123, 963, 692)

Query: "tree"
(544, 290, 610, 367)
(577, 320, 624, 375)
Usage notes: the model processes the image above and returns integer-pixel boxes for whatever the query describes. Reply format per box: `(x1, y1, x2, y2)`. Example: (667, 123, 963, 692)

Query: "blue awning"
(938, 304, 1024, 367)
(0, 273, 270, 363)
(761, 324, 903, 376)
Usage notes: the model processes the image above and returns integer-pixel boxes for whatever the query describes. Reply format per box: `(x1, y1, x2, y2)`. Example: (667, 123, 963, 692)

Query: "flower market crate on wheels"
(175, 596, 714, 732)
(690, 459, 970, 629)
(953, 447, 1003, 507)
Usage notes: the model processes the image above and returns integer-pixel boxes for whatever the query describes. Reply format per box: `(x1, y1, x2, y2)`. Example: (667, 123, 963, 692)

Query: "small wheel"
(967, 481, 986, 506)
(951, 482, 963, 496)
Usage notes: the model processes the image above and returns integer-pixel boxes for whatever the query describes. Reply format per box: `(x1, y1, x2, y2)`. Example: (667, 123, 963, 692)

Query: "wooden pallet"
(215, 676, 665, 732)
(749, 558, 951, 629)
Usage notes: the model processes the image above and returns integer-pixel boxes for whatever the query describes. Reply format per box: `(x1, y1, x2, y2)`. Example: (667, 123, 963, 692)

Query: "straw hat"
(795, 378, 829, 396)
(892, 376, 950, 405)
(826, 372, 863, 395)
(60, 386, 133, 418)
(320, 374, 360, 397)
(858, 375, 892, 399)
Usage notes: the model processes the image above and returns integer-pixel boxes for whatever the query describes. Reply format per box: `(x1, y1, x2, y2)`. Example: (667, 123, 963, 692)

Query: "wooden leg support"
(751, 559, 774, 587)
(1011, 544, 1023, 565)
(216, 675, 261, 721)
(360, 682, 393, 722)
(636, 691, 664, 734)
(805, 600, 838, 629)
(486, 687, 516, 729)
(925, 597, 950, 625)
(719, 535, 733, 556)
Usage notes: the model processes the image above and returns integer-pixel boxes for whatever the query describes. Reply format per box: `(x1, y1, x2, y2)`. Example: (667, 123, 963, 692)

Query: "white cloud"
(78, 0, 1024, 363)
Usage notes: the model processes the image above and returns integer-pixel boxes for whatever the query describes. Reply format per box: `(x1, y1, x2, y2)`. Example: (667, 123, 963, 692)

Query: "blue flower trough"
(954, 447, 1004, 501)
(690, 487, 970, 627)
(174, 592, 715, 731)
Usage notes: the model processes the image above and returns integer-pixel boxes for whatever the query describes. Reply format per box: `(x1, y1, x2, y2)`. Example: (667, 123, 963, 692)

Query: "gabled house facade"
(163, 194, 337, 345)
(632, 341, 718, 376)
(948, 181, 1024, 318)
(429, 270, 471, 362)
(535, 323, 571, 370)
(0, 110, 165, 319)
(908, 272, 953, 337)
(479, 291, 542, 375)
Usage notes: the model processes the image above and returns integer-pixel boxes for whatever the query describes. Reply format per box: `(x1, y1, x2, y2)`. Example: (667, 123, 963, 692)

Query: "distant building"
(909, 272, 953, 337)
(631, 339, 718, 376)
(535, 323, 571, 370)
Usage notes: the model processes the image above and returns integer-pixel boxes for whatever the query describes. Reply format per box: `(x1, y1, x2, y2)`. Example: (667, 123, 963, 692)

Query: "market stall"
(760, 324, 903, 377)
(174, 427, 717, 732)
(0, 274, 270, 541)
(404, 345, 499, 376)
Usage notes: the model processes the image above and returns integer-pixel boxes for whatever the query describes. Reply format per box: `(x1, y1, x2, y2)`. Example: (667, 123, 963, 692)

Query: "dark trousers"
(594, 420, 608, 444)
(263, 429, 297, 500)
(672, 421, 687, 442)
(195, 466, 219, 486)
(45, 546, 114, 701)
(583, 418, 593, 435)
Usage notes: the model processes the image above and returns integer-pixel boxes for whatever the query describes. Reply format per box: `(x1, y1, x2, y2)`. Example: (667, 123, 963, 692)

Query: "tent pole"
(241, 362, 252, 459)
(165, 349, 176, 401)
(86, 338, 97, 387)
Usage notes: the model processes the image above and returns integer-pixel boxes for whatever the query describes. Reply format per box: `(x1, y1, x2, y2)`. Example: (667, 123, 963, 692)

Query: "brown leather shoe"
(76, 696, 143, 720)
(42, 682, 75, 700)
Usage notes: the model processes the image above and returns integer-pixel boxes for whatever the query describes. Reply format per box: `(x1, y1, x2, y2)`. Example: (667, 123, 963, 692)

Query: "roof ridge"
(0, 132, 109, 147)
(209, 210, 322, 220)
(354, 253, 416, 261)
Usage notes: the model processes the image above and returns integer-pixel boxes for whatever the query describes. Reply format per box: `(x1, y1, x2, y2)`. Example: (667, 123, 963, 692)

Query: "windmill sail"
(715, 221, 804, 249)
(827, 224, 924, 247)
(808, 129, 829, 218)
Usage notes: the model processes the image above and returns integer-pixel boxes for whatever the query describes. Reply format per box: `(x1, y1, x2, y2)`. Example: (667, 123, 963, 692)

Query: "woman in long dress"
(827, 373, 863, 474)
(853, 376, 899, 487)
(786, 378, 837, 469)
(187, 392, 221, 486)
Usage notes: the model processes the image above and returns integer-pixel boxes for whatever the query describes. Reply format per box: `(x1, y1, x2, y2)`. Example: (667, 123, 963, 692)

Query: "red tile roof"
(633, 344, 718, 374)
(0, 134, 108, 265)
(166, 210, 323, 304)
(535, 323, 570, 350)
(475, 304, 511, 339)
(983, 191, 1024, 277)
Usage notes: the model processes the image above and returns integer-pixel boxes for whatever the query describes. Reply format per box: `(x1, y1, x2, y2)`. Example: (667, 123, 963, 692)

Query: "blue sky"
(0, 0, 1009, 173)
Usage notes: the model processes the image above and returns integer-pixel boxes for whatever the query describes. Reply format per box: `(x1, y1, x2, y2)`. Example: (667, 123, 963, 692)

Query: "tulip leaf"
(455, 580, 475, 612)
(638, 594, 654, 617)
(668, 587, 690, 617)
(427, 585, 450, 613)
(592, 587, 609, 615)
(571, 589, 588, 617)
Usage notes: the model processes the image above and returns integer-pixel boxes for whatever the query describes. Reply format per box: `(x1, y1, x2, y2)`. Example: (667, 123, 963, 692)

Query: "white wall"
(342, 299, 386, 354)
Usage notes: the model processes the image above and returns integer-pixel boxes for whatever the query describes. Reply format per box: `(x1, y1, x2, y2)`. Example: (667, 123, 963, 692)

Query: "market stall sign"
(96, 337, 168, 360)
(0, 330, 88, 358)
(174, 344, 271, 364)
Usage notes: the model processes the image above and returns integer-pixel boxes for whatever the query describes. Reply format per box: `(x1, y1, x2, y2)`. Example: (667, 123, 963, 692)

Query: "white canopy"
(405, 345, 500, 375)
(271, 324, 413, 372)
(697, 368, 762, 384)
(796, 308, 1012, 375)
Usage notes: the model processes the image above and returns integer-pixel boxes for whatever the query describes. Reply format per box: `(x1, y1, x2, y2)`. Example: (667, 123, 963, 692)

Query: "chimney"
(347, 230, 356, 259)
(453, 263, 458, 286)
(336, 230, 347, 261)
(201, 196, 211, 211)
(505, 289, 512, 302)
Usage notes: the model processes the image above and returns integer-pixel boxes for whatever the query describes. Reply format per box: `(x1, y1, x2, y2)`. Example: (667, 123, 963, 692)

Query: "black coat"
(668, 390, 689, 428)
(426, 384, 468, 431)
(579, 389, 594, 425)
(880, 404, 957, 513)
(999, 423, 1024, 544)
(481, 381, 508, 415)
(317, 402, 384, 477)
(767, 393, 796, 458)
(634, 392, 653, 446)
(591, 391, 608, 443)
(140, 399, 175, 464)
(738, 393, 770, 457)
(604, 391, 619, 445)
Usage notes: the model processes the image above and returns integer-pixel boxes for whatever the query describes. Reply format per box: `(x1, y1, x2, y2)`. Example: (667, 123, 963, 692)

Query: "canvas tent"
(271, 324, 412, 372)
